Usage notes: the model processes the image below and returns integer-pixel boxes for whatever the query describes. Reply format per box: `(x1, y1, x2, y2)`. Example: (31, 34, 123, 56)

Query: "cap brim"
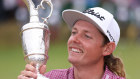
(62, 9, 105, 34)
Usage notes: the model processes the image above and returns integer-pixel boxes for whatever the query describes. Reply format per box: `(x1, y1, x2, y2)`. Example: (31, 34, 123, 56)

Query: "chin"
(68, 56, 80, 65)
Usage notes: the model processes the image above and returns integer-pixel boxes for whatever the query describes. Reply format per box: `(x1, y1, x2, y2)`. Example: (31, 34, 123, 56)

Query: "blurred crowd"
(0, 0, 140, 41)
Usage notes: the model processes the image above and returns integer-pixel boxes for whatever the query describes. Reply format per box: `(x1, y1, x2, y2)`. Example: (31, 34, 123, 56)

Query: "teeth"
(71, 48, 82, 53)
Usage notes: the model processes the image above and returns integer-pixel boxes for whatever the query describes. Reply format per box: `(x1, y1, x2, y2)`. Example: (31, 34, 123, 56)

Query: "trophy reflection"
(21, 0, 53, 79)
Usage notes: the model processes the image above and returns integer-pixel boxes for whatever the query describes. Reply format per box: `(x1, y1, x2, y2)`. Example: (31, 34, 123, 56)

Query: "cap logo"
(83, 9, 105, 21)
(107, 30, 115, 42)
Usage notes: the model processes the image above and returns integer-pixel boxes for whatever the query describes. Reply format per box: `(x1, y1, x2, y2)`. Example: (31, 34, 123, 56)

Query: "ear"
(102, 42, 116, 56)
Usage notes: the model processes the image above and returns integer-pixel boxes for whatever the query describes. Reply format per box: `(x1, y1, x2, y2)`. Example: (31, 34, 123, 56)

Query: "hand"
(17, 63, 46, 79)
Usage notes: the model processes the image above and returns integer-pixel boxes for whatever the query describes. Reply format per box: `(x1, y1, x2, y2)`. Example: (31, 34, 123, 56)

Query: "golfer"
(18, 7, 126, 79)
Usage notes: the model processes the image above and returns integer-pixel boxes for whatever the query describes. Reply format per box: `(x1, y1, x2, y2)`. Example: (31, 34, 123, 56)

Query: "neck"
(73, 59, 104, 79)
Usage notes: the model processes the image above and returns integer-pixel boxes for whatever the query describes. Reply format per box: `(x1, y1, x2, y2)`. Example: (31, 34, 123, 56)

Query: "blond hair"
(102, 34, 126, 78)
(104, 54, 126, 77)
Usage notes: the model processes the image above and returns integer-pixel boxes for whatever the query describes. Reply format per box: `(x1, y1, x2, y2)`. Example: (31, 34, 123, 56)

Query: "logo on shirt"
(83, 9, 105, 21)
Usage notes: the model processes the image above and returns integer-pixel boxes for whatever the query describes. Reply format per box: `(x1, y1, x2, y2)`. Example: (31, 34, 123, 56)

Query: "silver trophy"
(20, 0, 53, 79)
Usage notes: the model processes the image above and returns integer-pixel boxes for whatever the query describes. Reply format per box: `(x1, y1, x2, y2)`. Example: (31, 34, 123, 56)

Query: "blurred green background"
(0, 0, 140, 79)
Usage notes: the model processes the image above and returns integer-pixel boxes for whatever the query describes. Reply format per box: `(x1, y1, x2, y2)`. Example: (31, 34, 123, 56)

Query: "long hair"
(102, 34, 126, 78)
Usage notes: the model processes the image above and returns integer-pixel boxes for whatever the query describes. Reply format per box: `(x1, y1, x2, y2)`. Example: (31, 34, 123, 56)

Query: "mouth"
(70, 47, 83, 53)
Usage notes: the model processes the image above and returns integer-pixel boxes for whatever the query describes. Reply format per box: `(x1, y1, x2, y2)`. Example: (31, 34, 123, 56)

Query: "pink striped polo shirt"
(44, 66, 125, 79)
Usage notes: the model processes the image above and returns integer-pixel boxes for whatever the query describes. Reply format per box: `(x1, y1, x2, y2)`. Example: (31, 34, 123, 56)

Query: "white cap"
(62, 7, 120, 46)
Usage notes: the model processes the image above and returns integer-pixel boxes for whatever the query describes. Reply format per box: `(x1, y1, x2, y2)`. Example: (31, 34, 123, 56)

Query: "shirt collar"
(71, 66, 123, 79)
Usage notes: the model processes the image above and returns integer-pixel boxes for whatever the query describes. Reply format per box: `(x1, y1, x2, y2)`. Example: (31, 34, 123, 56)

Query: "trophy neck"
(28, 0, 39, 23)
(30, 15, 39, 23)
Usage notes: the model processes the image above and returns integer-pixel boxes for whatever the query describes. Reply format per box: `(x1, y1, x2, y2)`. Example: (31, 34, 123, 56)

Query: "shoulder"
(102, 66, 125, 79)
(44, 67, 74, 79)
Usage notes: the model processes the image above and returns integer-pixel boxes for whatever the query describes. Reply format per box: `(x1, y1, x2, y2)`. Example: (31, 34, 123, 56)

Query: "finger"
(25, 64, 36, 73)
(30, 62, 35, 66)
(18, 75, 29, 79)
(21, 70, 37, 78)
(39, 65, 46, 74)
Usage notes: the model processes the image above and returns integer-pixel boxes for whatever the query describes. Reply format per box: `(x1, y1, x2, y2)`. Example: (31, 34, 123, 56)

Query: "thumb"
(39, 65, 46, 74)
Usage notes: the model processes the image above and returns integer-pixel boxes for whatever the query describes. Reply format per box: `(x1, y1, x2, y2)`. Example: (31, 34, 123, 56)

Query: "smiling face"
(67, 20, 106, 66)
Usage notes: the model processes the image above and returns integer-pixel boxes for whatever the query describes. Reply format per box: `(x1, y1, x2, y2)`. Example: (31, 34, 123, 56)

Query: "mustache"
(68, 43, 83, 49)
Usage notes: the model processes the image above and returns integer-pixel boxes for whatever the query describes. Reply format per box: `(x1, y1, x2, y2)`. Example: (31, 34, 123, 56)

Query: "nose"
(71, 34, 80, 44)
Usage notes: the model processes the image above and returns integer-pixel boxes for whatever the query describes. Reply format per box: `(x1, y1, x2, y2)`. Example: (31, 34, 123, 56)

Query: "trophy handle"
(39, 0, 53, 23)
(25, 0, 53, 23)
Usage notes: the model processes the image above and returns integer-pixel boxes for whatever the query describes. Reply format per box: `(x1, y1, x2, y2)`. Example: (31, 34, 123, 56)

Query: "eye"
(85, 34, 92, 39)
(71, 31, 77, 35)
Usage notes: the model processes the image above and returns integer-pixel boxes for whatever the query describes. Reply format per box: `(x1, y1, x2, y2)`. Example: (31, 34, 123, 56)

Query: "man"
(18, 7, 126, 79)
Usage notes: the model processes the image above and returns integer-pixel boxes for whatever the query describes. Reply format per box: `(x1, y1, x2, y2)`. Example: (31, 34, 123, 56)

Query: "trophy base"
(25, 54, 49, 79)
(24, 53, 48, 66)
(37, 74, 49, 79)
(30, 74, 49, 79)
